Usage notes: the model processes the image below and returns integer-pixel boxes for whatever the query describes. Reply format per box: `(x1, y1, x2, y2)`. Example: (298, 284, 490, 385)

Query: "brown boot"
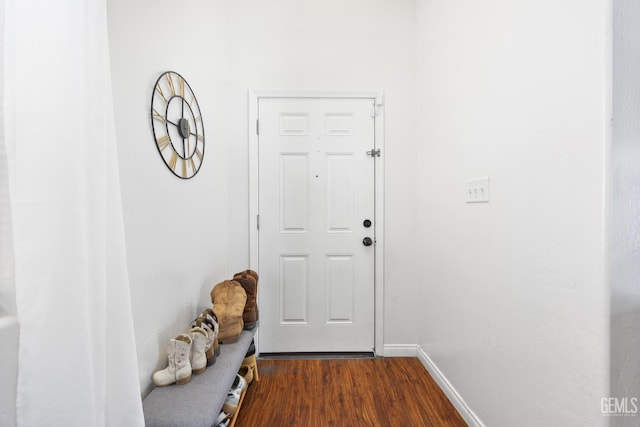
(210, 280, 246, 343)
(232, 273, 257, 329)
(235, 269, 258, 283)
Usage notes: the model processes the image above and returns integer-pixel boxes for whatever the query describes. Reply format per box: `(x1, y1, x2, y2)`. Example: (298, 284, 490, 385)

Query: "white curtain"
(0, 0, 19, 425)
(2, 0, 144, 425)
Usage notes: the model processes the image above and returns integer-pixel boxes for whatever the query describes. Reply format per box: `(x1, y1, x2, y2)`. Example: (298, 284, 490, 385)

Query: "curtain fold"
(3, 0, 144, 425)
(0, 0, 14, 319)
(0, 1, 19, 426)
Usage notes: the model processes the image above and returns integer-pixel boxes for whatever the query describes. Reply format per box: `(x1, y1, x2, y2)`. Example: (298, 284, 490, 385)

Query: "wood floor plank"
(234, 357, 467, 427)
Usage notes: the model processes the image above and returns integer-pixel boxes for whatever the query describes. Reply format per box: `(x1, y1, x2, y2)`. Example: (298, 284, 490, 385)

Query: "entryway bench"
(143, 329, 256, 427)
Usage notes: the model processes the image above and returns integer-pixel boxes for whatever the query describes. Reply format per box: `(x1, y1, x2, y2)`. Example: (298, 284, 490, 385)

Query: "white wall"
(107, 3, 624, 424)
(107, 0, 230, 396)
(222, 0, 419, 344)
(108, 0, 419, 395)
(416, 1, 610, 425)
(611, 0, 640, 424)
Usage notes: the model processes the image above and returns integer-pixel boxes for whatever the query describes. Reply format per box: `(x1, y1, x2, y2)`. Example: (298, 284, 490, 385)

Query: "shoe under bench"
(143, 329, 257, 427)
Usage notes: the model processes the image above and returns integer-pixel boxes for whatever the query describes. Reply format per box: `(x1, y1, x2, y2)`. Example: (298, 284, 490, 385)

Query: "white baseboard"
(383, 344, 485, 427)
(381, 343, 419, 357)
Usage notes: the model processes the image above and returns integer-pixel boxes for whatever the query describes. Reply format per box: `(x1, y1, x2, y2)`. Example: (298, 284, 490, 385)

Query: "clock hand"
(181, 100, 187, 156)
(165, 119, 190, 156)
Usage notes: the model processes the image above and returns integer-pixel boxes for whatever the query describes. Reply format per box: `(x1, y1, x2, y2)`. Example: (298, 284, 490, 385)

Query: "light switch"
(466, 176, 490, 203)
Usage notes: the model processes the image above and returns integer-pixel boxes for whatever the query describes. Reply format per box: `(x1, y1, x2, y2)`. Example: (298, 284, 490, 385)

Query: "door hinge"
(367, 148, 381, 158)
(256, 119, 259, 135)
(370, 105, 380, 118)
(256, 214, 260, 230)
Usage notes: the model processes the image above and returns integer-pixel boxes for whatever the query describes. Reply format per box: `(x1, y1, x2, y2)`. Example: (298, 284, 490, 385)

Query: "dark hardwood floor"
(235, 357, 467, 427)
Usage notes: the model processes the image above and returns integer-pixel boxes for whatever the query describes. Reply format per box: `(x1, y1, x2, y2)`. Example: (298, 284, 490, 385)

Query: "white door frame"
(248, 90, 385, 355)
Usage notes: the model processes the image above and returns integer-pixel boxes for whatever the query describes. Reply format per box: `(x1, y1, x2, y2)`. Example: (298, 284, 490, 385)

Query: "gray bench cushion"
(143, 329, 255, 427)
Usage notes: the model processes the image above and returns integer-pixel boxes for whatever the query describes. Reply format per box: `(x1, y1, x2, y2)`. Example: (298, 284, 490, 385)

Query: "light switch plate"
(466, 176, 490, 203)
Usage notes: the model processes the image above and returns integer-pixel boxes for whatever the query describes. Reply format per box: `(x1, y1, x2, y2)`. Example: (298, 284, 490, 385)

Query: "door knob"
(363, 237, 373, 247)
(363, 219, 372, 228)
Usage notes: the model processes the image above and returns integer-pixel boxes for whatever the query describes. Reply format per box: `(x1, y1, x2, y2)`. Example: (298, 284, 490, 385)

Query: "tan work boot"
(210, 280, 246, 343)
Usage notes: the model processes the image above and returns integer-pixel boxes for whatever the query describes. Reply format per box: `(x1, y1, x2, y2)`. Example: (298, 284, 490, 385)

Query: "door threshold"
(259, 351, 375, 360)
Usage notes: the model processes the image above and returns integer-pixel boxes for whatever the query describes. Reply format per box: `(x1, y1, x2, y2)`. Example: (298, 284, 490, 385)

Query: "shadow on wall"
(610, 296, 640, 424)
(0, 316, 18, 427)
(140, 279, 217, 398)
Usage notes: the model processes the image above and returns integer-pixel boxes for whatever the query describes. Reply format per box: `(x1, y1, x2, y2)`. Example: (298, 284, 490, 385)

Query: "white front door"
(257, 97, 376, 353)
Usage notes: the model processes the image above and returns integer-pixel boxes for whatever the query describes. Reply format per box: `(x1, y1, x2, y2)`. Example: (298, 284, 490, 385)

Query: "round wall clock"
(150, 71, 205, 179)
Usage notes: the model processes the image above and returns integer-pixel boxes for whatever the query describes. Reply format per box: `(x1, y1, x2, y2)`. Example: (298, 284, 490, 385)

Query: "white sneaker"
(215, 411, 230, 426)
(222, 374, 247, 414)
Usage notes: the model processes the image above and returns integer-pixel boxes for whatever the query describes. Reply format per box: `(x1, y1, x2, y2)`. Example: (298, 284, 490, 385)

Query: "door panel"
(280, 154, 309, 232)
(258, 97, 375, 353)
(326, 255, 354, 322)
(280, 255, 308, 323)
(326, 154, 354, 231)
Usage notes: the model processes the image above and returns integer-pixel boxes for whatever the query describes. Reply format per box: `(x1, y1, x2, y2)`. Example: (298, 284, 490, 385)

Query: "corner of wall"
(383, 343, 485, 427)
(415, 346, 485, 427)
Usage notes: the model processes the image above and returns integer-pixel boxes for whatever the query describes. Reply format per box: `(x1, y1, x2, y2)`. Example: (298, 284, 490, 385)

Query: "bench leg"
(228, 387, 247, 427)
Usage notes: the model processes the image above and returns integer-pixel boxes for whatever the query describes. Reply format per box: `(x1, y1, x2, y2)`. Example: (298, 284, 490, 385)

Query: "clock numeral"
(189, 96, 195, 108)
(178, 76, 185, 98)
(166, 73, 176, 96)
(155, 86, 168, 104)
(152, 109, 166, 123)
(195, 116, 202, 123)
(189, 157, 197, 173)
(157, 134, 171, 151)
(181, 158, 187, 178)
(195, 148, 203, 162)
(197, 134, 204, 142)
(168, 151, 178, 171)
